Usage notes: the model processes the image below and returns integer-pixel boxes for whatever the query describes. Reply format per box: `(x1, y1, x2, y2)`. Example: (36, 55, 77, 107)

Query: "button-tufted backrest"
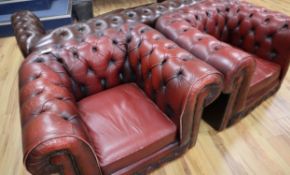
(21, 28, 128, 102)
(156, 9, 256, 94)
(52, 28, 129, 99)
(158, 0, 290, 79)
(12, 0, 200, 56)
(20, 22, 221, 139)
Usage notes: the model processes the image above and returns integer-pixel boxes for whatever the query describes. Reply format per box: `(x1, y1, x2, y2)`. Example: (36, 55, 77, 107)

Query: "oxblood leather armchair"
(18, 22, 222, 175)
(156, 0, 290, 130)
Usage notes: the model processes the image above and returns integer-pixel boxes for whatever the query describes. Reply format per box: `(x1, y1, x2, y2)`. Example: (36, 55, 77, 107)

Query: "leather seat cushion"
(78, 83, 177, 174)
(248, 57, 281, 99)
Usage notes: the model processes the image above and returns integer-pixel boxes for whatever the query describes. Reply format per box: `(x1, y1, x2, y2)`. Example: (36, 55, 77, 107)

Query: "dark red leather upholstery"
(78, 83, 177, 174)
(247, 58, 281, 106)
(156, 0, 290, 130)
(14, 0, 290, 174)
(11, 11, 45, 56)
(18, 22, 223, 175)
(12, 0, 199, 56)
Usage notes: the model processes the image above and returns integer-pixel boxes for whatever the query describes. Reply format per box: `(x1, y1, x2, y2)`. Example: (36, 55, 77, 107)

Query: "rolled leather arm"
(156, 15, 256, 112)
(19, 53, 101, 175)
(123, 23, 223, 146)
(11, 11, 45, 57)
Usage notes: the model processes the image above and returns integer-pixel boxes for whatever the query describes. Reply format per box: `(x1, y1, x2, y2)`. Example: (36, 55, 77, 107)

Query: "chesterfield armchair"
(17, 21, 222, 174)
(156, 0, 290, 130)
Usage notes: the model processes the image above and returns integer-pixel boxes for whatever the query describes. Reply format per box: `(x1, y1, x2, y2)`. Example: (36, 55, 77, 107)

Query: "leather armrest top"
(11, 11, 45, 56)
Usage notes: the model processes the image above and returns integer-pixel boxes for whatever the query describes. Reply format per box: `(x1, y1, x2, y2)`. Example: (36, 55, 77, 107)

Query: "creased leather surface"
(78, 83, 177, 174)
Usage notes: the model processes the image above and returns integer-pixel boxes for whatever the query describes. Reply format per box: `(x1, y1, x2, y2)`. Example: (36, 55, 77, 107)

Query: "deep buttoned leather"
(19, 22, 223, 175)
(156, 0, 290, 130)
(12, 0, 200, 56)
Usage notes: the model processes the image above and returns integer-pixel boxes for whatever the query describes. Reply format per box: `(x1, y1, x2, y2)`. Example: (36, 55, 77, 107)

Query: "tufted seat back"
(160, 0, 290, 79)
(19, 22, 222, 141)
(12, 0, 201, 56)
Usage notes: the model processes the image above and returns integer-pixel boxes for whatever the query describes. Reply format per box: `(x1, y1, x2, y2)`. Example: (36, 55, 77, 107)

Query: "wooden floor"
(0, 0, 290, 174)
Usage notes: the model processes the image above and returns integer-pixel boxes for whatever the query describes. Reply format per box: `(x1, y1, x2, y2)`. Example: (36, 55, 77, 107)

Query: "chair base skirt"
(228, 83, 280, 127)
(112, 142, 187, 175)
